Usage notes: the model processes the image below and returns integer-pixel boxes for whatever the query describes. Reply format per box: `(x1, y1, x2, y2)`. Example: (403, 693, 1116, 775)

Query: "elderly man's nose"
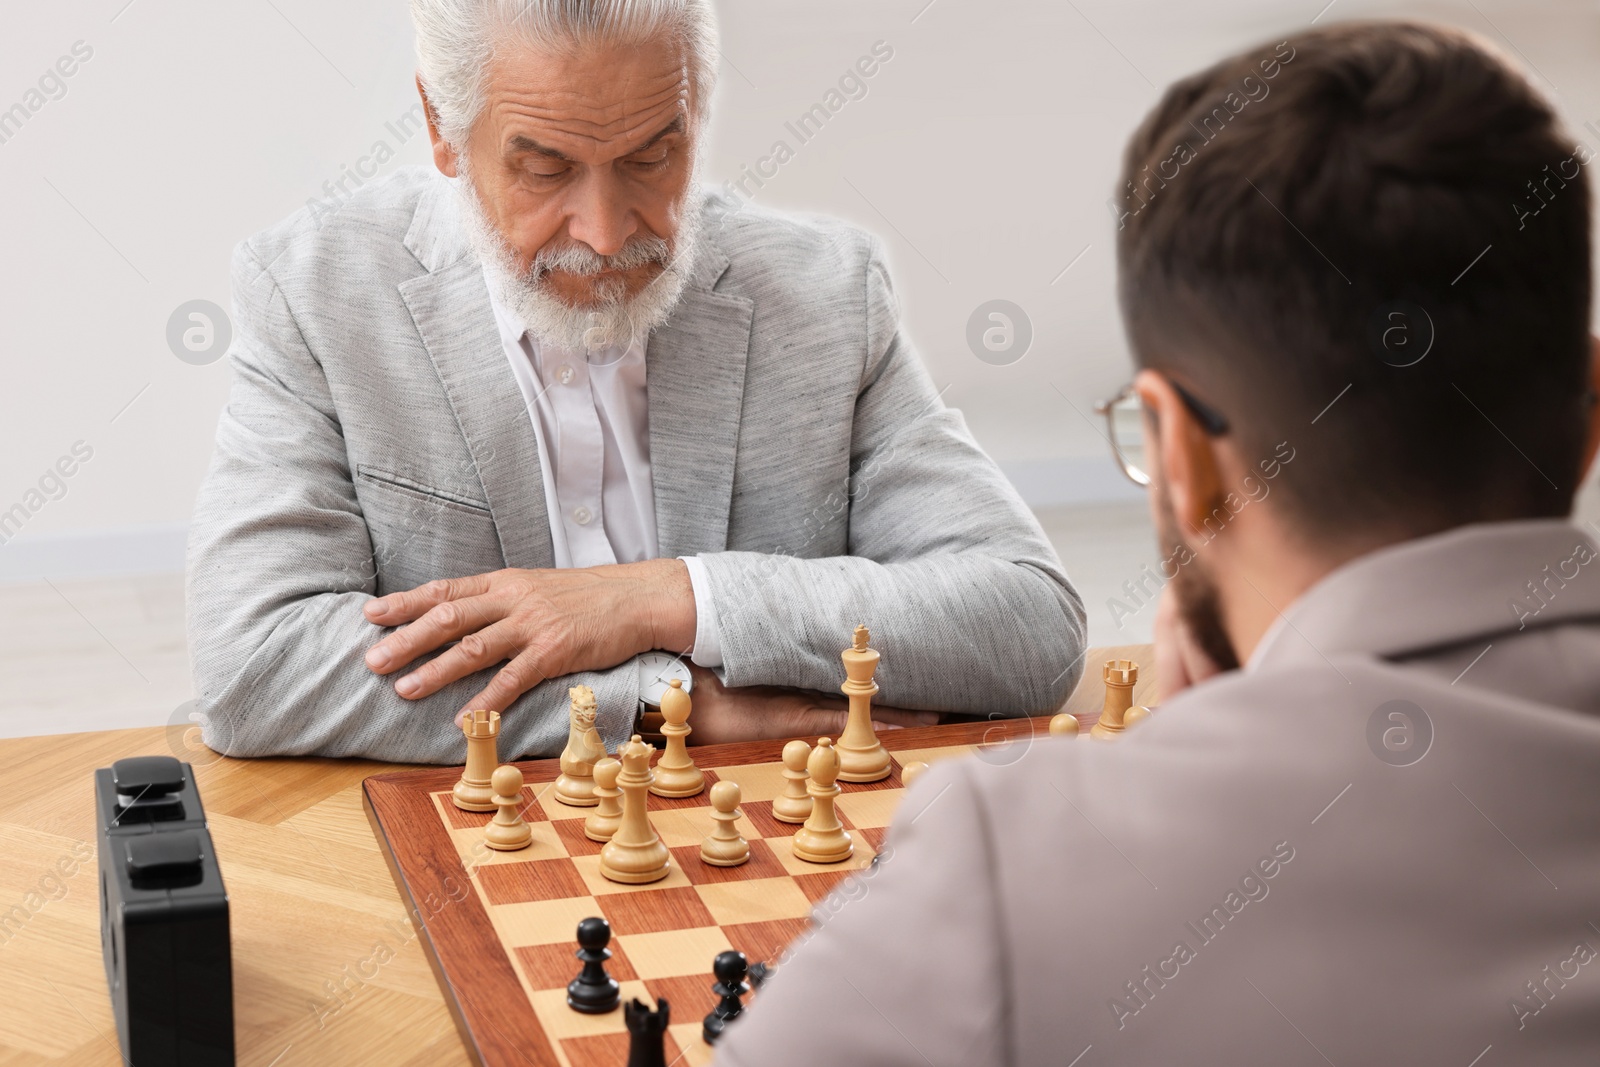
(565, 180, 636, 257)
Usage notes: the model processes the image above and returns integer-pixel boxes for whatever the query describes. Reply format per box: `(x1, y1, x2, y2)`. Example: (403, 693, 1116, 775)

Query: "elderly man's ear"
(416, 75, 459, 177)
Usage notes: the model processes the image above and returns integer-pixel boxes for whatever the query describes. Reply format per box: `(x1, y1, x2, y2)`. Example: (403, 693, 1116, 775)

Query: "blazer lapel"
(398, 205, 555, 570)
(648, 247, 752, 558)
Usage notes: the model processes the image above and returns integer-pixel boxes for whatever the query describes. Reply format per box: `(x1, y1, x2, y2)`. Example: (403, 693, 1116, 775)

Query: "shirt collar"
(1248, 518, 1600, 671)
(482, 276, 645, 369)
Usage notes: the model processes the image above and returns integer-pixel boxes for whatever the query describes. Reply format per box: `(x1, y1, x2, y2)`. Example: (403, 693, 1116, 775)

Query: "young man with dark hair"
(720, 21, 1600, 1065)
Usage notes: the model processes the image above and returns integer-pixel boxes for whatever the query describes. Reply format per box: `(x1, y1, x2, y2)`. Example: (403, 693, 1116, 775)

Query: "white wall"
(1, 0, 1597, 579)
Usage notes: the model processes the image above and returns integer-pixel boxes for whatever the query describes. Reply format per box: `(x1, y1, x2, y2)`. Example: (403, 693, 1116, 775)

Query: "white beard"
(453, 155, 703, 356)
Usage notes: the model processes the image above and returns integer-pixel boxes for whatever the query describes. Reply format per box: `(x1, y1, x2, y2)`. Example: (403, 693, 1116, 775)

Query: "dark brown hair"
(1117, 21, 1592, 537)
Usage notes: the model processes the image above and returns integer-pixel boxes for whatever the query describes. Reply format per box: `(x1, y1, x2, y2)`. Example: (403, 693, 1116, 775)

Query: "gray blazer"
(186, 166, 1085, 763)
(720, 519, 1600, 1065)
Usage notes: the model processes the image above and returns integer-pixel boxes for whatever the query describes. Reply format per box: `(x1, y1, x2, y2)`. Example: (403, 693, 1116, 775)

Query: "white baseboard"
(0, 459, 1134, 582)
(0, 523, 189, 582)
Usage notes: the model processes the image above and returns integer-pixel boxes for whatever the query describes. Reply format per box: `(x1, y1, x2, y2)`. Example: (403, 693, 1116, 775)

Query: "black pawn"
(567, 917, 620, 1014)
(748, 960, 772, 991)
(702, 950, 750, 1045)
(625, 997, 670, 1067)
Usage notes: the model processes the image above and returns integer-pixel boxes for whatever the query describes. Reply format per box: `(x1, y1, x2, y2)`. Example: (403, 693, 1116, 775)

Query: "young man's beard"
(452, 153, 703, 355)
(1154, 483, 1243, 672)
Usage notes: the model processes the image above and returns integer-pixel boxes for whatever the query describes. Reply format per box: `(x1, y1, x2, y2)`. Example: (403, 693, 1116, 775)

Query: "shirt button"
(572, 506, 593, 526)
(556, 364, 576, 385)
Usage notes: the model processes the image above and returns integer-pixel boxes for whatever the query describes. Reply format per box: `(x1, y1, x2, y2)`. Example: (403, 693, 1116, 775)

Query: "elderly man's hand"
(683, 666, 939, 745)
(362, 559, 696, 715)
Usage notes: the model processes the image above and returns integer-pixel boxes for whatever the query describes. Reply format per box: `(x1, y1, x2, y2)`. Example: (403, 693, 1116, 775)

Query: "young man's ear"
(1580, 335, 1600, 484)
(1134, 369, 1223, 532)
(416, 75, 459, 177)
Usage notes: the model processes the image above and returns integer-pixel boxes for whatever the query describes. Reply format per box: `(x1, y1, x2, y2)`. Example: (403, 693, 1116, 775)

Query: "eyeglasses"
(1093, 379, 1230, 487)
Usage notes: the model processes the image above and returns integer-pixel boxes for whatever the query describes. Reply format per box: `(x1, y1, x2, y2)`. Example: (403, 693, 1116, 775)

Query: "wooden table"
(0, 645, 1153, 1065)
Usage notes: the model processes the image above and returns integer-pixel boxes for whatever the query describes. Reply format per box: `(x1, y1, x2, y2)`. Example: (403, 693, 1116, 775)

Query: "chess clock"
(95, 755, 234, 1066)
(636, 651, 693, 740)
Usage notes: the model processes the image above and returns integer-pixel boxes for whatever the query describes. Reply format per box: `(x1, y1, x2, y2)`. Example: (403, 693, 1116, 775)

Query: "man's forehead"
(484, 40, 690, 156)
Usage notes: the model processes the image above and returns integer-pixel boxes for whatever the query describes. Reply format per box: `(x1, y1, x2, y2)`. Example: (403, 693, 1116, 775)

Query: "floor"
(5, 484, 1596, 741)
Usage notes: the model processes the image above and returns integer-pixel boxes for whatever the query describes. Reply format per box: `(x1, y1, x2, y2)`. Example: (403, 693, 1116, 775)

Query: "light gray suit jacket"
(720, 520, 1600, 1065)
(186, 166, 1085, 763)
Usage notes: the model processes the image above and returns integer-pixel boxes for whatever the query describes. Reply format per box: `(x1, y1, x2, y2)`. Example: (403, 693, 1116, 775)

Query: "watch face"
(638, 651, 693, 706)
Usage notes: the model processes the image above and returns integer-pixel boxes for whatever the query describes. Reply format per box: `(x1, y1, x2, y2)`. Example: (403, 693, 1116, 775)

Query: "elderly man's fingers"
(364, 573, 495, 625)
(391, 622, 520, 700)
(459, 651, 550, 718)
(365, 593, 504, 673)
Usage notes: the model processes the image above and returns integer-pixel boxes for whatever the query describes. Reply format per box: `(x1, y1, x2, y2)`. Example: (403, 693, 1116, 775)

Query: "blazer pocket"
(355, 465, 492, 516)
(354, 465, 502, 597)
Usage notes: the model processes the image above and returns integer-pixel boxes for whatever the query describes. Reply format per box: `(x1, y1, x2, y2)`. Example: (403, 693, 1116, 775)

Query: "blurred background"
(1, 0, 1597, 736)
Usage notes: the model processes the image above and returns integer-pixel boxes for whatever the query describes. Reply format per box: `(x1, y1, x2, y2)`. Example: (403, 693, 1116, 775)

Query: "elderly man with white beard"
(184, 0, 1085, 762)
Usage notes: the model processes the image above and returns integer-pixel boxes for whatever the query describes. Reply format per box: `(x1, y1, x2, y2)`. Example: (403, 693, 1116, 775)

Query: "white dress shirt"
(487, 282, 722, 666)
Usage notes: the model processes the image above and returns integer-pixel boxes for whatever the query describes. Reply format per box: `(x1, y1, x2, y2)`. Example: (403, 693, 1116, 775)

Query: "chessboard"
(362, 715, 1052, 1067)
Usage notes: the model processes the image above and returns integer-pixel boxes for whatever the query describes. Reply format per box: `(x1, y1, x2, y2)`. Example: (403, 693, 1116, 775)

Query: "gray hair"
(410, 0, 719, 149)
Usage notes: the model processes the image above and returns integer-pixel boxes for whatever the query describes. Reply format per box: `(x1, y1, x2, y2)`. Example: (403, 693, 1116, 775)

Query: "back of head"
(1116, 22, 1593, 544)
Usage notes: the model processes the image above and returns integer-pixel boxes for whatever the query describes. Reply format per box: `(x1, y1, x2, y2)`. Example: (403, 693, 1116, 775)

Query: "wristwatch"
(636, 651, 693, 741)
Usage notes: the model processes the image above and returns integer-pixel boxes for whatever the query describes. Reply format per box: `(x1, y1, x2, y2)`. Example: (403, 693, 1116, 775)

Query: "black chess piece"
(701, 949, 750, 1044)
(748, 960, 772, 991)
(566, 916, 621, 1014)
(625, 997, 670, 1067)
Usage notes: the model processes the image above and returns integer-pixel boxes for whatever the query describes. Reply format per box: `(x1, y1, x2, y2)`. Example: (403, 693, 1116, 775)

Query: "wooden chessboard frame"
(362, 715, 1052, 1067)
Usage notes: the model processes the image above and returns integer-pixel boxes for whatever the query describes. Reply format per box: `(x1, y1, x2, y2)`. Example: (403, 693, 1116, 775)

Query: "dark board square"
(721, 918, 811, 965)
(562, 1030, 683, 1067)
(737, 800, 798, 840)
(551, 818, 606, 857)
(670, 838, 786, 886)
(792, 870, 852, 904)
(643, 973, 718, 1022)
(515, 939, 638, 991)
(859, 826, 889, 850)
(599, 885, 716, 935)
(475, 857, 589, 905)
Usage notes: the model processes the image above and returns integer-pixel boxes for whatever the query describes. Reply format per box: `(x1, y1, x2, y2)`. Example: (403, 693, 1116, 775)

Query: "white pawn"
(484, 765, 532, 851)
(700, 781, 750, 867)
(772, 739, 813, 824)
(791, 738, 853, 864)
(900, 761, 930, 789)
(584, 757, 624, 843)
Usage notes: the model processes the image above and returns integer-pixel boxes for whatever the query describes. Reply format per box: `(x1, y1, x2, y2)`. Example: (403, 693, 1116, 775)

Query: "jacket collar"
(1250, 518, 1600, 670)
(398, 171, 748, 566)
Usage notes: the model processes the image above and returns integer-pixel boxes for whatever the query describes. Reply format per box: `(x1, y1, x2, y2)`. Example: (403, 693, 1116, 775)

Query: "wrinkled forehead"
(481, 34, 693, 162)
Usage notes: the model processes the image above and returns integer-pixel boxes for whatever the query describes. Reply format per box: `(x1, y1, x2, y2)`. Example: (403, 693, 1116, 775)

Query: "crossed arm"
(359, 564, 938, 742)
